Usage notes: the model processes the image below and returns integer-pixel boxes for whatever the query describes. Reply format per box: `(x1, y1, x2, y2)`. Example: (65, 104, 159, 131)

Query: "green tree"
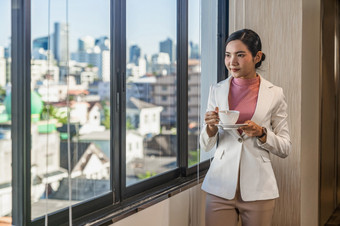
(188, 149, 200, 166)
(41, 104, 67, 124)
(126, 117, 135, 130)
(137, 171, 157, 180)
(102, 107, 110, 129)
(0, 86, 6, 101)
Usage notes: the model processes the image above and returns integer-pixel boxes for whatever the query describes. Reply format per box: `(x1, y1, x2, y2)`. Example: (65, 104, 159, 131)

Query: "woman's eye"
(237, 54, 245, 57)
(225, 54, 230, 57)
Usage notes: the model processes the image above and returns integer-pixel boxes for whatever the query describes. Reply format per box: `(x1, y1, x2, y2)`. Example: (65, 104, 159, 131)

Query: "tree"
(188, 149, 200, 166)
(102, 107, 110, 129)
(0, 86, 6, 101)
(41, 104, 67, 124)
(126, 117, 135, 130)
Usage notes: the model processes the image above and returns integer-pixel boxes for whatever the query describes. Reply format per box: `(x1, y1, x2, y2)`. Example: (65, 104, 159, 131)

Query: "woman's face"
(225, 40, 260, 79)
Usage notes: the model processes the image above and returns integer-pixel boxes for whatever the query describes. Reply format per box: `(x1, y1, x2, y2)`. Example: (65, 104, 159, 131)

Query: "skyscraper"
(189, 41, 200, 59)
(95, 36, 110, 50)
(78, 36, 95, 51)
(129, 45, 141, 65)
(159, 38, 176, 63)
(33, 36, 49, 51)
(53, 22, 69, 64)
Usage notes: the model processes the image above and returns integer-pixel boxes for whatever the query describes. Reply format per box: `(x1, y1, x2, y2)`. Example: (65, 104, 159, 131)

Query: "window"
(187, 0, 201, 167)
(30, 0, 111, 219)
(9, 0, 228, 224)
(126, 0, 177, 187)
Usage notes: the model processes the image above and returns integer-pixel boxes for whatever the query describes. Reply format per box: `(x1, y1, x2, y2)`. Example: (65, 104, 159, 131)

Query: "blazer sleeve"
(200, 85, 219, 152)
(257, 87, 292, 158)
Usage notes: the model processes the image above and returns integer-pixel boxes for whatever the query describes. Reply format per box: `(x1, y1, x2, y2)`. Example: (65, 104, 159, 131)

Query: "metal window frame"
(12, 0, 31, 224)
(177, 0, 189, 176)
(217, 0, 229, 82)
(186, 0, 229, 176)
(10, 0, 229, 224)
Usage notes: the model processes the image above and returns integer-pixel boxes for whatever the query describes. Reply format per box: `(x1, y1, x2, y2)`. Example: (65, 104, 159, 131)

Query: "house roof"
(48, 178, 110, 201)
(72, 143, 109, 173)
(88, 101, 102, 112)
(145, 134, 177, 156)
(60, 142, 105, 171)
(127, 97, 158, 110)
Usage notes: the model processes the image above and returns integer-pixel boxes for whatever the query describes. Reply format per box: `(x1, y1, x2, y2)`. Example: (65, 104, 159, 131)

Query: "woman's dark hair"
(225, 29, 266, 68)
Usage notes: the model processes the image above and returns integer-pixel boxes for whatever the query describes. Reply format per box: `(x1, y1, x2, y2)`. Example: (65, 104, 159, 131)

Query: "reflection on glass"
(31, 0, 110, 219)
(126, 0, 177, 186)
(0, 1, 12, 225)
(188, 0, 201, 167)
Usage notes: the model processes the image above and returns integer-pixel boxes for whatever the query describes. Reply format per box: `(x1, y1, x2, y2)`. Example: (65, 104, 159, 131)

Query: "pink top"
(228, 76, 260, 128)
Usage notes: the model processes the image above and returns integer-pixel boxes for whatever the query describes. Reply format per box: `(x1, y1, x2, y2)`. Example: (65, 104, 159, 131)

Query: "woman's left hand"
(239, 120, 263, 137)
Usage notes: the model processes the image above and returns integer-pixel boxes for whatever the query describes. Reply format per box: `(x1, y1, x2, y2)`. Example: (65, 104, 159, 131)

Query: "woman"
(201, 29, 291, 226)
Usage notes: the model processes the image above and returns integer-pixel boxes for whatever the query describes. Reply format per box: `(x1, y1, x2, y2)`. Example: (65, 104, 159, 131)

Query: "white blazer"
(201, 75, 292, 201)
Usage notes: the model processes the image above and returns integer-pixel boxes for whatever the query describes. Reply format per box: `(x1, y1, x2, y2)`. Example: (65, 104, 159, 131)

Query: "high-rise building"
(95, 36, 110, 50)
(189, 41, 200, 59)
(33, 36, 49, 51)
(53, 22, 69, 64)
(152, 74, 176, 126)
(159, 38, 176, 63)
(78, 36, 95, 51)
(129, 45, 141, 65)
(4, 46, 10, 59)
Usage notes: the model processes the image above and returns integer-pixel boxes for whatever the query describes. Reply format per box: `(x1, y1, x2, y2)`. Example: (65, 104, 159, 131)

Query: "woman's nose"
(230, 56, 238, 65)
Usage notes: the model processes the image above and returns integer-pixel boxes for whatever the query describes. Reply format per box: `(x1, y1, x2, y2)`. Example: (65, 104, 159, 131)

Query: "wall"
(301, 0, 321, 225)
(229, 0, 320, 225)
(111, 184, 205, 226)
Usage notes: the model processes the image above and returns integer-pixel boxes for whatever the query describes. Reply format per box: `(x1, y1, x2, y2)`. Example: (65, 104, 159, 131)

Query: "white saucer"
(217, 123, 247, 130)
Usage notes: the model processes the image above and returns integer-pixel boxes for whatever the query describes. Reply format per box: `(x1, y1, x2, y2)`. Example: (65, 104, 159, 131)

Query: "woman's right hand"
(204, 107, 219, 137)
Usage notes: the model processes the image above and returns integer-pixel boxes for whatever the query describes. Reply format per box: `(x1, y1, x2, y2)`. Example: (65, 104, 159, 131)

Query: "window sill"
(74, 171, 207, 226)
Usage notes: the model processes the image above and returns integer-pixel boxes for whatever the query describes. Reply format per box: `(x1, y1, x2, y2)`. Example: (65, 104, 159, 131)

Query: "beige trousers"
(205, 189, 275, 226)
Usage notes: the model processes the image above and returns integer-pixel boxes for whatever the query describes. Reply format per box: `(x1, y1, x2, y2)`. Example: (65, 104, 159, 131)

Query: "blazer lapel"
(250, 76, 274, 126)
(216, 76, 232, 111)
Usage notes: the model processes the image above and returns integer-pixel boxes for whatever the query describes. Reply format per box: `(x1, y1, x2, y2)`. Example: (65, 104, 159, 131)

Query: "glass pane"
(126, 0, 177, 186)
(31, 0, 111, 219)
(188, 0, 201, 167)
(199, 0, 218, 162)
(0, 1, 12, 225)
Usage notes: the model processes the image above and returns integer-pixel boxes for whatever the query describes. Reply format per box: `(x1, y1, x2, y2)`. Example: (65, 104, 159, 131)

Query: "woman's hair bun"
(261, 53, 266, 62)
(255, 53, 265, 68)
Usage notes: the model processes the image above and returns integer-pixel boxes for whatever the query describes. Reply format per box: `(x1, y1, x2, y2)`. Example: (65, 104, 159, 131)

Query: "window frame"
(10, 0, 229, 225)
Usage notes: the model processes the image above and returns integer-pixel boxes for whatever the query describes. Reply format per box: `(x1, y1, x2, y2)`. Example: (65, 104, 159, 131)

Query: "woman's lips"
(231, 68, 240, 72)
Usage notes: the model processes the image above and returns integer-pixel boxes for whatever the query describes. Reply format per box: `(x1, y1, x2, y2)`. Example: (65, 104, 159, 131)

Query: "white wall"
(300, 0, 320, 225)
(111, 184, 205, 226)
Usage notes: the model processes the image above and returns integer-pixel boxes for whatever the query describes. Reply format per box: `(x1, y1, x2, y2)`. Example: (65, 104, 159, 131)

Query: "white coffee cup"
(219, 110, 240, 124)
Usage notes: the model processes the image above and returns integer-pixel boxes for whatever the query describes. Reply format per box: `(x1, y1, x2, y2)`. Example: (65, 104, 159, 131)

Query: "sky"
(0, 0, 199, 56)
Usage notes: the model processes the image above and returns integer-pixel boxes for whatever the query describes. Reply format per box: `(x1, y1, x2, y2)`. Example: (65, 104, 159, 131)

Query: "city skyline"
(0, 0, 199, 56)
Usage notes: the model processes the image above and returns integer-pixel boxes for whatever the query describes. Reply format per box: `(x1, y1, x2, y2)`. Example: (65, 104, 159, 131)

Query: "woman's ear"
(255, 51, 263, 64)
